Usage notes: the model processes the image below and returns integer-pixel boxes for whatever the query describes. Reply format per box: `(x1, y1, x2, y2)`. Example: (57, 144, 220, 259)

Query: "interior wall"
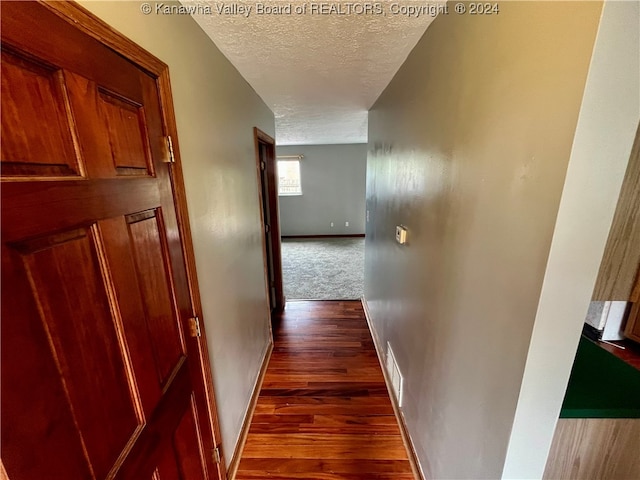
(503, 0, 640, 477)
(364, 2, 602, 478)
(78, 1, 275, 464)
(277, 144, 367, 235)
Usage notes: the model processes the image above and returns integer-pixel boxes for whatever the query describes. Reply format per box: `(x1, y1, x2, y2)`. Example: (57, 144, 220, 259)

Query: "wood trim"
(624, 267, 640, 342)
(157, 69, 227, 474)
(361, 296, 425, 480)
(282, 234, 366, 239)
(254, 128, 275, 316)
(35, 2, 227, 477)
(39, 1, 166, 76)
(254, 127, 285, 311)
(255, 128, 275, 144)
(631, 266, 640, 303)
(226, 340, 274, 480)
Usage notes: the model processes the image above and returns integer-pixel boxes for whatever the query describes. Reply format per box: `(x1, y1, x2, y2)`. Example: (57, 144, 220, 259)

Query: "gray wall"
(277, 144, 367, 236)
(364, 2, 602, 479)
(80, 1, 274, 466)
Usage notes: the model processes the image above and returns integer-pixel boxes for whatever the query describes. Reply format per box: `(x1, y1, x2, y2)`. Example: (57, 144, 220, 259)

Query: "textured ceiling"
(186, 1, 443, 144)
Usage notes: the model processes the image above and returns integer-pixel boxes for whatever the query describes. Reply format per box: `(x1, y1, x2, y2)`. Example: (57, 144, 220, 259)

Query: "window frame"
(277, 159, 303, 196)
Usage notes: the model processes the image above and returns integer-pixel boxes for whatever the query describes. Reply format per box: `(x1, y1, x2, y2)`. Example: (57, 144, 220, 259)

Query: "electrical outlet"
(366, 210, 370, 222)
(330, 222, 334, 227)
(345, 221, 349, 227)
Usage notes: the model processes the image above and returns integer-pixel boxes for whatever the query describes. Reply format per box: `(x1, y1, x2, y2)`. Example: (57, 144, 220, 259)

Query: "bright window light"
(277, 160, 302, 196)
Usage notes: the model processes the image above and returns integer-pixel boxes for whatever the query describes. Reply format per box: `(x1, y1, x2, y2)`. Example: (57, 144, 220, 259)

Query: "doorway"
(275, 144, 367, 300)
(254, 128, 285, 312)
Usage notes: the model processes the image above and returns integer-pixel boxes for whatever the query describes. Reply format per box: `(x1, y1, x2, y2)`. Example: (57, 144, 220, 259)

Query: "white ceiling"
(186, 1, 442, 145)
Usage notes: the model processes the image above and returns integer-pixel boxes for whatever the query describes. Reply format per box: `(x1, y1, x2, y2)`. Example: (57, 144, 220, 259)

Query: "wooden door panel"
(2, 179, 161, 243)
(65, 69, 153, 179)
(99, 216, 164, 417)
(64, 70, 126, 179)
(155, 398, 208, 480)
(115, 361, 193, 479)
(17, 226, 143, 479)
(137, 74, 193, 325)
(1, 3, 224, 479)
(172, 398, 208, 480)
(1, 42, 157, 181)
(156, 455, 182, 480)
(1, 246, 93, 480)
(1, 2, 145, 109)
(0, 49, 81, 177)
(126, 209, 186, 386)
(98, 88, 153, 176)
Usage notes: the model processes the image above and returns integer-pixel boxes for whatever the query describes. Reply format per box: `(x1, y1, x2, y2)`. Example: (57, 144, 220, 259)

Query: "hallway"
(3, 2, 639, 479)
(235, 301, 414, 479)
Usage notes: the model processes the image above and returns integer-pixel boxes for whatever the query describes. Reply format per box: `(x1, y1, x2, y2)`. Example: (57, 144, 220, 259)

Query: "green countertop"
(560, 336, 640, 418)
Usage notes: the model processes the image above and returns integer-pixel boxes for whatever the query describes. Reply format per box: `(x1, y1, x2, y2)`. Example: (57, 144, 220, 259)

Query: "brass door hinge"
(165, 135, 176, 163)
(188, 316, 201, 338)
(212, 446, 221, 464)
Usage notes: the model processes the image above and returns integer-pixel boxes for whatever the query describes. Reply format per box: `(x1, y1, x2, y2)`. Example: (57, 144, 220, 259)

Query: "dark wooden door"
(259, 142, 277, 309)
(254, 128, 284, 312)
(1, 2, 225, 479)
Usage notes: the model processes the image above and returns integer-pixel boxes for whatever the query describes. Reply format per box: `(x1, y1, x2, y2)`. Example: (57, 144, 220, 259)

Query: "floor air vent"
(386, 342, 403, 407)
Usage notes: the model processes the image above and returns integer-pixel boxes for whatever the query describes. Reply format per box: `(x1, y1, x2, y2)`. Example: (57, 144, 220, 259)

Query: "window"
(277, 160, 302, 196)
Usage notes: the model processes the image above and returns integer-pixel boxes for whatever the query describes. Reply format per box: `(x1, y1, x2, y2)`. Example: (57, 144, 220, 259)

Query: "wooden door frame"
(33, 1, 226, 475)
(254, 127, 285, 312)
(624, 266, 640, 342)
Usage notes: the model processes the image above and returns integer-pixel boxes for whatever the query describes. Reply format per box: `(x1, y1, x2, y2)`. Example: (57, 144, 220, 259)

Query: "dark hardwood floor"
(235, 300, 414, 479)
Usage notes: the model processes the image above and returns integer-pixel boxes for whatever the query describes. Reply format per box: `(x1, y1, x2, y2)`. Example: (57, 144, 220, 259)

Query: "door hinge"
(188, 316, 201, 338)
(165, 135, 176, 163)
(265, 224, 270, 233)
(260, 160, 266, 171)
(212, 446, 221, 464)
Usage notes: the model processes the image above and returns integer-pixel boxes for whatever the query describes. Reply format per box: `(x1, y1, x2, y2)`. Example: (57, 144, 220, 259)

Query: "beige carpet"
(280, 237, 365, 300)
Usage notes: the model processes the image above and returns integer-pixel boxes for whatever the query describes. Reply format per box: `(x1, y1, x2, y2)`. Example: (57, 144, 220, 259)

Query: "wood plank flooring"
(235, 300, 414, 479)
